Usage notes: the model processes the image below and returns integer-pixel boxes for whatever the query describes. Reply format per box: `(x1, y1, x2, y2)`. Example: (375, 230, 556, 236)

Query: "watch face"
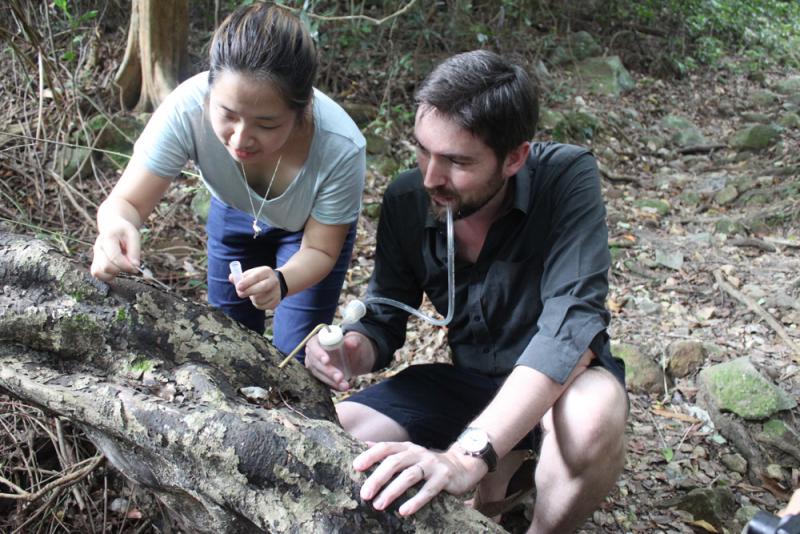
(459, 428, 489, 453)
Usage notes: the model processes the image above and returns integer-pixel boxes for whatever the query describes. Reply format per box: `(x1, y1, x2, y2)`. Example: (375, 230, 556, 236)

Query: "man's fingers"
(371, 464, 427, 511)
(397, 482, 441, 516)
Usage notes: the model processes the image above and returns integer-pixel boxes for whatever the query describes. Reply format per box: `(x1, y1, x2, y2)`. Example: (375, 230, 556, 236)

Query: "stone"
(190, 187, 211, 223)
(714, 218, 746, 236)
(573, 56, 635, 97)
(666, 340, 707, 378)
(566, 31, 602, 61)
(635, 198, 671, 216)
(697, 357, 796, 420)
(741, 112, 771, 124)
(778, 111, 800, 129)
(731, 124, 782, 151)
(660, 115, 707, 148)
(721, 453, 748, 474)
(750, 89, 781, 108)
(670, 487, 737, 529)
(537, 108, 564, 131)
(774, 75, 800, 96)
(612, 342, 666, 395)
(713, 184, 739, 205)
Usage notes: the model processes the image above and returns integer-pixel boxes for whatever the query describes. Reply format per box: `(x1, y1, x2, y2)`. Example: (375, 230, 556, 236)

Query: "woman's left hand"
(230, 266, 283, 310)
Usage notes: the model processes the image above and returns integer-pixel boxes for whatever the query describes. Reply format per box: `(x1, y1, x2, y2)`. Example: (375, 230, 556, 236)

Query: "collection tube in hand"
(318, 325, 350, 380)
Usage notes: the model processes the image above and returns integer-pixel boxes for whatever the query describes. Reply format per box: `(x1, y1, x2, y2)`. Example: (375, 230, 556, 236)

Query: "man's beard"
(427, 170, 506, 221)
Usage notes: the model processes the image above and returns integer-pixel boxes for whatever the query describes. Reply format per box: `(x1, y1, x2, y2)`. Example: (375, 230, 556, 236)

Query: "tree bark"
(114, 0, 189, 111)
(0, 231, 501, 533)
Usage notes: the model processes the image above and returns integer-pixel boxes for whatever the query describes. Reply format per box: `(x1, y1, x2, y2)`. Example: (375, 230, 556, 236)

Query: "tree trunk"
(0, 232, 501, 533)
(115, 0, 189, 111)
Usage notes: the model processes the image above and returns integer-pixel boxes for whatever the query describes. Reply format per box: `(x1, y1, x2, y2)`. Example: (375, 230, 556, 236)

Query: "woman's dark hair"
(209, 2, 317, 115)
(415, 50, 539, 161)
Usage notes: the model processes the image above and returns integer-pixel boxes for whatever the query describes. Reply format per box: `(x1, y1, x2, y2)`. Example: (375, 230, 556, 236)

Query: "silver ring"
(416, 464, 426, 479)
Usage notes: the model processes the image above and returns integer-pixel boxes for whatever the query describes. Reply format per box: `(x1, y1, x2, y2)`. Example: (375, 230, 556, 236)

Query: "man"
(305, 50, 628, 533)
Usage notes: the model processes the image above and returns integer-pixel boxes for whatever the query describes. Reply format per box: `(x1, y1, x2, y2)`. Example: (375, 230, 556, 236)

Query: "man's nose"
(422, 157, 447, 189)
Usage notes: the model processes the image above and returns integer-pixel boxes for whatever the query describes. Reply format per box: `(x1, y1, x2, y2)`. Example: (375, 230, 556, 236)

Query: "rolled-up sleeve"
(515, 153, 611, 384)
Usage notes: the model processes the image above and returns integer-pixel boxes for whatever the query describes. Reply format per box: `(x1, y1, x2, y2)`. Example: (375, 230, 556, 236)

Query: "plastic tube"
(361, 205, 454, 327)
(229, 261, 243, 284)
(318, 324, 350, 379)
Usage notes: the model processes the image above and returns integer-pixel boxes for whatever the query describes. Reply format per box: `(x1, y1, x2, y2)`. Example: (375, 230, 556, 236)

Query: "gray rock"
(713, 184, 739, 205)
(567, 31, 603, 61)
(731, 124, 782, 151)
(720, 453, 748, 474)
(669, 487, 737, 530)
(778, 111, 800, 129)
(573, 56, 635, 96)
(774, 75, 800, 96)
(666, 340, 707, 378)
(660, 115, 707, 148)
(697, 357, 796, 420)
(714, 218, 747, 236)
(655, 249, 684, 271)
(741, 112, 771, 124)
(750, 89, 781, 108)
(612, 343, 665, 394)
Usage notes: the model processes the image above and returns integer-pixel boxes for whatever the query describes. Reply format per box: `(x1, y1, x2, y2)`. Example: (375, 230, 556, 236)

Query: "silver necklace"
(240, 155, 282, 238)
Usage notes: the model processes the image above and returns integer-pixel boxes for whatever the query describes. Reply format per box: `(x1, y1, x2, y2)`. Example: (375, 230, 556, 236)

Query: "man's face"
(414, 107, 506, 221)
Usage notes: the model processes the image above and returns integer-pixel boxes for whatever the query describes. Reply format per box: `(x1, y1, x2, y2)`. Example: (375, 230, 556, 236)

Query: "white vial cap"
(341, 300, 366, 325)
(318, 324, 344, 348)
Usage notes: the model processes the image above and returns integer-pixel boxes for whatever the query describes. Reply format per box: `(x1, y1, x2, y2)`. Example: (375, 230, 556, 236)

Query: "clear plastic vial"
(229, 261, 243, 284)
(318, 324, 350, 380)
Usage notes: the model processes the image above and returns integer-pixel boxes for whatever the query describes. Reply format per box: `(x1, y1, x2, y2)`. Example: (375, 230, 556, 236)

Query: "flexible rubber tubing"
(363, 206, 454, 327)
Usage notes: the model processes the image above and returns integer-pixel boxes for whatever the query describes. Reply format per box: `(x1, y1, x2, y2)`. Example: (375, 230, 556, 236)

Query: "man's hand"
(780, 488, 800, 516)
(353, 441, 488, 516)
(305, 331, 375, 391)
(229, 266, 282, 310)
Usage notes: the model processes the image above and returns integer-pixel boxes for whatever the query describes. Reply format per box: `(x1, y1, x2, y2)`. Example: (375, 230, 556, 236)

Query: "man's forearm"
(466, 349, 595, 458)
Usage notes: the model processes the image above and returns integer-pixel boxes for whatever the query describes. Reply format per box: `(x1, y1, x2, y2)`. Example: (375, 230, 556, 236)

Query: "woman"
(91, 2, 365, 357)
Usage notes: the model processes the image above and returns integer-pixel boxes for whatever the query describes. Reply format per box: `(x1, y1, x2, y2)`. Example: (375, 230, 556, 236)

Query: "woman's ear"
(502, 141, 531, 178)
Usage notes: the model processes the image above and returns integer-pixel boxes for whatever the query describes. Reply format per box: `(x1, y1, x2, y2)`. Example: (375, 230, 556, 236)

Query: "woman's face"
(208, 70, 299, 165)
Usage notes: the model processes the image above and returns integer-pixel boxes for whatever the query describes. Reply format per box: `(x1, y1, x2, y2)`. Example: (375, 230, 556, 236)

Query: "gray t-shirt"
(133, 72, 366, 231)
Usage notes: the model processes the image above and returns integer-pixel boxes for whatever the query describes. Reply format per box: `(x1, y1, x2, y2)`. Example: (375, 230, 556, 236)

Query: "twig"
(599, 166, 642, 186)
(288, 0, 418, 25)
(713, 270, 800, 361)
(47, 170, 95, 227)
(0, 454, 104, 501)
(677, 143, 726, 155)
(728, 237, 777, 252)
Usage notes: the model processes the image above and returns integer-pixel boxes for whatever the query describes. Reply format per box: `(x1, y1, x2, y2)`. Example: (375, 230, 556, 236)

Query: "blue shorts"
(345, 363, 540, 451)
(206, 196, 356, 357)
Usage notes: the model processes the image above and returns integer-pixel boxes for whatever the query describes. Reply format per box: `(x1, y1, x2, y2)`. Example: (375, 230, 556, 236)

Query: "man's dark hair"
(415, 50, 539, 161)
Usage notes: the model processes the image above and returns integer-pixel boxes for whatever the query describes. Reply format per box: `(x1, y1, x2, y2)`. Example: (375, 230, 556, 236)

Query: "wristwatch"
(456, 427, 497, 472)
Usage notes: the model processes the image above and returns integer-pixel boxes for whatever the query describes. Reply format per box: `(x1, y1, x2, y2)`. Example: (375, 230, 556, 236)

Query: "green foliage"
(606, 0, 800, 73)
(50, 1, 98, 64)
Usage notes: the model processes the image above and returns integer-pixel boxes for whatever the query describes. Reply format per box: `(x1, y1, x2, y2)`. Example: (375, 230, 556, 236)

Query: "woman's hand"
(305, 331, 376, 391)
(230, 266, 283, 310)
(91, 219, 141, 281)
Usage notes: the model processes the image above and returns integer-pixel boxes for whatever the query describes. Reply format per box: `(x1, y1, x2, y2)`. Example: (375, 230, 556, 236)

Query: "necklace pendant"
(252, 220, 261, 239)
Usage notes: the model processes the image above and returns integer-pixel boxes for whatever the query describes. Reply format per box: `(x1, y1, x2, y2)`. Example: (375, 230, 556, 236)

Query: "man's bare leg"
(336, 400, 410, 442)
(527, 368, 627, 534)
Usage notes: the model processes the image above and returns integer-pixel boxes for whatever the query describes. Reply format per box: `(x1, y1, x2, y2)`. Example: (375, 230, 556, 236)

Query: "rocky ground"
(2, 26, 799, 533)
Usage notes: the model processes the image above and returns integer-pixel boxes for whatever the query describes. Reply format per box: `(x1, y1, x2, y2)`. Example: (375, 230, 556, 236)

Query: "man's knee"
(552, 369, 627, 469)
(336, 401, 410, 443)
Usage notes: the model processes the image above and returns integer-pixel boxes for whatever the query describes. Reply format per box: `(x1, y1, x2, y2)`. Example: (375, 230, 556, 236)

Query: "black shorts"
(345, 363, 540, 451)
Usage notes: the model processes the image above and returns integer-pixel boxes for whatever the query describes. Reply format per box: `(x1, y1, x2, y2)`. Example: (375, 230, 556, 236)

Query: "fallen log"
(0, 231, 500, 533)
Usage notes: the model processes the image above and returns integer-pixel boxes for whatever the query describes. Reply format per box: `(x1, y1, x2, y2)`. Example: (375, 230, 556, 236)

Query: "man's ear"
(502, 141, 531, 178)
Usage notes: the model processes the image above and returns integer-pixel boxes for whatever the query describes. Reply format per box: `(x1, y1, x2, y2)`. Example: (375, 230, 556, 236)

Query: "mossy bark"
(0, 232, 501, 533)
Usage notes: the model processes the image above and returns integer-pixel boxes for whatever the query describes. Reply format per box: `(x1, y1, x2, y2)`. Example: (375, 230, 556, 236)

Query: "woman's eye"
(257, 124, 278, 131)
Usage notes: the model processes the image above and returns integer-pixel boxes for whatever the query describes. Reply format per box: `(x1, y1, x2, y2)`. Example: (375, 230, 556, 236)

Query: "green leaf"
(661, 447, 674, 462)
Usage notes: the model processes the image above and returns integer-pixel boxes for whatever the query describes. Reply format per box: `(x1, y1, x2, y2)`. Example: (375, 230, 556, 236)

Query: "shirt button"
(483, 347, 490, 354)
